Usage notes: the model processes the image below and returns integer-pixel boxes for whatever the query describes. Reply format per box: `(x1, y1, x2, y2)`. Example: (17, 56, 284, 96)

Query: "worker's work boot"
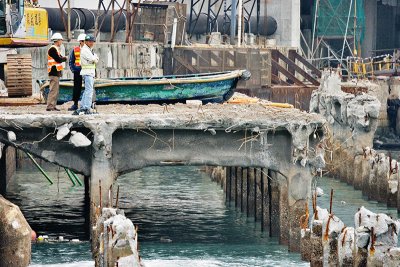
(68, 104, 78, 111)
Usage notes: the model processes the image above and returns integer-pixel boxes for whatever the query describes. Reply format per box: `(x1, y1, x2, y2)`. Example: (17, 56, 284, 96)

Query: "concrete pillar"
(397, 165, 400, 213)
(278, 173, 289, 246)
(230, 166, 236, 205)
(387, 160, 397, 207)
(90, 128, 116, 267)
(368, 159, 378, 200)
(248, 168, 256, 218)
(338, 227, 354, 267)
(236, 167, 242, 210)
(345, 154, 355, 185)
(311, 220, 323, 267)
(225, 166, 232, 203)
(353, 155, 365, 190)
(361, 153, 373, 196)
(376, 154, 389, 203)
(327, 232, 339, 266)
(84, 175, 91, 240)
(241, 167, 248, 213)
(270, 171, 281, 238)
(300, 228, 311, 261)
(261, 168, 270, 232)
(0, 145, 16, 195)
(255, 168, 262, 221)
(362, 0, 377, 57)
(287, 168, 310, 252)
(220, 167, 226, 190)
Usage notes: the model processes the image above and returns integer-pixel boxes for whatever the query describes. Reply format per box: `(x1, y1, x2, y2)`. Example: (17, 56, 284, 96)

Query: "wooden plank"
(276, 51, 320, 86)
(271, 50, 279, 77)
(271, 59, 305, 86)
(291, 51, 322, 78)
(271, 73, 290, 86)
(173, 54, 199, 73)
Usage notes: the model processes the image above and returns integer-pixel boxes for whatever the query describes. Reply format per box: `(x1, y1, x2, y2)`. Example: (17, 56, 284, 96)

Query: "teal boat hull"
(38, 70, 251, 104)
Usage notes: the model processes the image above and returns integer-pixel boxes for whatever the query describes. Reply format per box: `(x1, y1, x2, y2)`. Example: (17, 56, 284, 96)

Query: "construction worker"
(74, 35, 98, 115)
(46, 32, 67, 111)
(68, 33, 86, 111)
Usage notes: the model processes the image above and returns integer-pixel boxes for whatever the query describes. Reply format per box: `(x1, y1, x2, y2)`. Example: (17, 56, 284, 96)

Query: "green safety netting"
(313, 0, 365, 43)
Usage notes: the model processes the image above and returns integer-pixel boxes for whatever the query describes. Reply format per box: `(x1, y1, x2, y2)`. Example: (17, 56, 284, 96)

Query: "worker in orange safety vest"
(46, 32, 67, 111)
(68, 33, 86, 111)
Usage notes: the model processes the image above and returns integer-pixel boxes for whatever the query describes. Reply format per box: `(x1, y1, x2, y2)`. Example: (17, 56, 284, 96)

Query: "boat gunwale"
(38, 70, 244, 89)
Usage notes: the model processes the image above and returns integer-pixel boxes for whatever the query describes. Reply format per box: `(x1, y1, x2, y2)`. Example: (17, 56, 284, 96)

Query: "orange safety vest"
(74, 46, 81, 67)
(47, 45, 64, 73)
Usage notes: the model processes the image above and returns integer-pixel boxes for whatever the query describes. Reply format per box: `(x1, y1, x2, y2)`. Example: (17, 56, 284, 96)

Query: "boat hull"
(38, 70, 250, 104)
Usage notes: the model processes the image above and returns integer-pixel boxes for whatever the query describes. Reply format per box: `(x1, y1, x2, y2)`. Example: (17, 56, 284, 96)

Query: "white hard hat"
(77, 33, 86, 42)
(51, 32, 63, 41)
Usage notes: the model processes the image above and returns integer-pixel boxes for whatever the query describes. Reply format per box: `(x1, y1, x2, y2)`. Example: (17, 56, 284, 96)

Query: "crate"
(7, 54, 33, 97)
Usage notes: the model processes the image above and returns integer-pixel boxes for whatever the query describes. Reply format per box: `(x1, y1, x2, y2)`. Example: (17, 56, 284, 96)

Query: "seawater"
(5, 166, 398, 267)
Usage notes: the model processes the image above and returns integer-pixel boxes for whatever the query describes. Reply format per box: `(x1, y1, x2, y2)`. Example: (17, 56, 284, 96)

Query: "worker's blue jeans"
(81, 75, 94, 110)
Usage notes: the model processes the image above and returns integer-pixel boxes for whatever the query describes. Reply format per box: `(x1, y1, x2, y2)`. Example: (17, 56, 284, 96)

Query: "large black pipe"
(45, 8, 126, 32)
(45, 7, 277, 36)
(189, 14, 277, 36)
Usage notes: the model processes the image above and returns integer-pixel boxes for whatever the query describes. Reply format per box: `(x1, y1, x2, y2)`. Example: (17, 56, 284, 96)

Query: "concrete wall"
(16, 42, 164, 94)
(267, 0, 300, 48)
(362, 0, 377, 58)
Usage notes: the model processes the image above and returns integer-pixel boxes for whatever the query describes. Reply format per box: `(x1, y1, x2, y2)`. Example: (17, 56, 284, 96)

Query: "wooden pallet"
(7, 54, 33, 97)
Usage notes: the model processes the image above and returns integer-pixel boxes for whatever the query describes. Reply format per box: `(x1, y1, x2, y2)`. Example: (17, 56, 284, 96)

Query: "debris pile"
(95, 208, 142, 267)
(302, 204, 400, 266)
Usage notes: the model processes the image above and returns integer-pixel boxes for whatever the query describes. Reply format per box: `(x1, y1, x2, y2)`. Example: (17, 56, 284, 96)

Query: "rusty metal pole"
(125, 0, 131, 43)
(94, 0, 101, 39)
(67, 0, 71, 41)
(110, 0, 115, 42)
(57, 0, 68, 37)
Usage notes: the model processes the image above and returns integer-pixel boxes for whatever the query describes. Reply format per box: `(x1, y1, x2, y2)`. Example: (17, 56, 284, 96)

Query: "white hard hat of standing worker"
(51, 32, 63, 41)
(77, 34, 86, 42)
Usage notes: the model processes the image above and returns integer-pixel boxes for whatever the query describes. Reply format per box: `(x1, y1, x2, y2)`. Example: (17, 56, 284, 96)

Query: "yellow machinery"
(0, 0, 48, 47)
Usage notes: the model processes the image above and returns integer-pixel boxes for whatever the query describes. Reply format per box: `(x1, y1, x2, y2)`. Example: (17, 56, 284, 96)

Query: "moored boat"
(38, 70, 251, 104)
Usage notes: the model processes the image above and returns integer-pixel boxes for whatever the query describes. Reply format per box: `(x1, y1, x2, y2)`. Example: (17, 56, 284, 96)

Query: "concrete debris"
(7, 131, 16, 142)
(0, 196, 32, 267)
(69, 131, 91, 147)
(305, 205, 400, 266)
(310, 71, 380, 152)
(96, 208, 142, 267)
(338, 227, 355, 266)
(56, 123, 72, 140)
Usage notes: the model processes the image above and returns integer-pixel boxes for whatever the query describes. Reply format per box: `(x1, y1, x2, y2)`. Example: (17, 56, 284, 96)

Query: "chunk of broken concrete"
(7, 131, 16, 142)
(0, 196, 32, 267)
(69, 131, 91, 147)
(56, 123, 72, 140)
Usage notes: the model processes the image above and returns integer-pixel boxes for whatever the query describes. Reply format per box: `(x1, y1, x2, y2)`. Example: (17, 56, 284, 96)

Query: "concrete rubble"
(95, 208, 142, 267)
(303, 206, 400, 266)
(0, 196, 32, 267)
(311, 71, 400, 212)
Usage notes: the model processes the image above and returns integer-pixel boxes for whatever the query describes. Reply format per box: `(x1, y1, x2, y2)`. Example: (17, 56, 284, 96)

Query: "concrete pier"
(0, 102, 325, 260)
(0, 145, 16, 194)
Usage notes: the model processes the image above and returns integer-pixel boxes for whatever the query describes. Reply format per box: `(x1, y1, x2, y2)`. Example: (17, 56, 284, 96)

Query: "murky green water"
(4, 166, 398, 266)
